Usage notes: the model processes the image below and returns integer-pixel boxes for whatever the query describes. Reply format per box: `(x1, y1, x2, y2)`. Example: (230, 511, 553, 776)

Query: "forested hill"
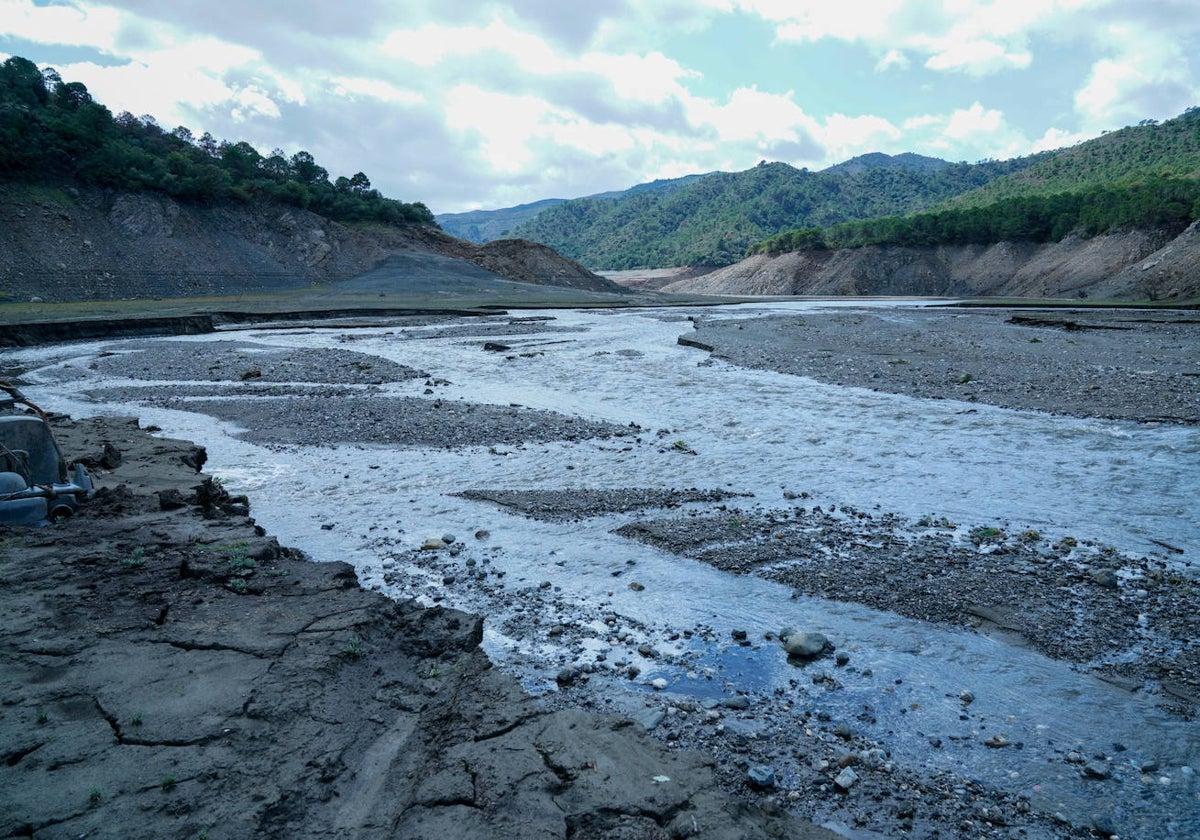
(0, 56, 432, 225)
(435, 172, 710, 243)
(509, 155, 1032, 269)
(753, 108, 1200, 256)
(946, 109, 1200, 208)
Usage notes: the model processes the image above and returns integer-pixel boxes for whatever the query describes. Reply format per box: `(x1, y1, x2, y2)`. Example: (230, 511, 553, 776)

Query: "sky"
(2, 1, 1199, 214)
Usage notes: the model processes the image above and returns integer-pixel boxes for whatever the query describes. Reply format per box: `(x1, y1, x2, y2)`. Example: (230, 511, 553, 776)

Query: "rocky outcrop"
(663, 225, 1200, 301)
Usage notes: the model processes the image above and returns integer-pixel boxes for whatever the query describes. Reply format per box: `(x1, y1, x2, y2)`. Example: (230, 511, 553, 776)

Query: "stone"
(1083, 761, 1112, 780)
(783, 632, 829, 658)
(1093, 568, 1119, 589)
(833, 767, 859, 790)
(747, 765, 775, 789)
(651, 677, 668, 691)
(441, 533, 456, 545)
(421, 538, 448, 551)
(722, 695, 751, 710)
(635, 708, 666, 731)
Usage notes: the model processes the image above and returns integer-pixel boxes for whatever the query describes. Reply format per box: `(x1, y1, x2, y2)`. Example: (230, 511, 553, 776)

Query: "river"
(10, 301, 1199, 837)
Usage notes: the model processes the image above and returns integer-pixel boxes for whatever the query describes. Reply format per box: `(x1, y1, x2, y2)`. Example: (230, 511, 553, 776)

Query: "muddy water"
(12, 302, 1200, 837)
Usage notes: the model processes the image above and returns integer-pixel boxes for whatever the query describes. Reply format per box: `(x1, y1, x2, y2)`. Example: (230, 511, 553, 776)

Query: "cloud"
(0, 0, 122, 50)
(901, 102, 1028, 161)
(1074, 19, 1198, 128)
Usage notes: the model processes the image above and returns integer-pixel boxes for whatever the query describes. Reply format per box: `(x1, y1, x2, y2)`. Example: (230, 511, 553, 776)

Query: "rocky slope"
(662, 224, 1200, 301)
(0, 185, 622, 303)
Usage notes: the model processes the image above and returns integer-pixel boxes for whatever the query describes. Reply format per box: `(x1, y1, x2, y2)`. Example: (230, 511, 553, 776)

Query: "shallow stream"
(11, 302, 1200, 837)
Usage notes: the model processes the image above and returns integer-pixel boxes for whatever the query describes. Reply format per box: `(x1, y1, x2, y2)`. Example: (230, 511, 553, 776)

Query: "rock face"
(0, 185, 621, 302)
(662, 224, 1200, 301)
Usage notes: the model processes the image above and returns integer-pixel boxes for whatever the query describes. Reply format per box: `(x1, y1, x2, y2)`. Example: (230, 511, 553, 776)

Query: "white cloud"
(1031, 126, 1091, 152)
(1073, 21, 1197, 128)
(923, 39, 1031, 75)
(578, 51, 696, 104)
(818, 113, 902, 160)
(0, 0, 122, 51)
(686, 86, 816, 145)
(382, 16, 565, 74)
(875, 49, 909, 72)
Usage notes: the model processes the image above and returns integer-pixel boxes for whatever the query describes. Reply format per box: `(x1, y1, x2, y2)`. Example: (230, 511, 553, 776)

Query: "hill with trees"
(508, 156, 1032, 269)
(0, 56, 621, 302)
(0, 56, 433, 226)
(752, 109, 1200, 257)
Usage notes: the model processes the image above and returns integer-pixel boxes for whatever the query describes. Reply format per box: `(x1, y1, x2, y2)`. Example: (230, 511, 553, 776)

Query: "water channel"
(10, 301, 1200, 837)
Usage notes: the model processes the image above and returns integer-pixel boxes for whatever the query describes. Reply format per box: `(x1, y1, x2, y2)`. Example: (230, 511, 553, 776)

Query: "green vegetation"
(0, 56, 433, 225)
(512, 157, 1032, 269)
(752, 109, 1200, 257)
(752, 175, 1200, 254)
(512, 108, 1200, 269)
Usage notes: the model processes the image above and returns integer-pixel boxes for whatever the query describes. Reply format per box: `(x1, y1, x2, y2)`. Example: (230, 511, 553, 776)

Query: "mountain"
(434, 173, 709, 243)
(509, 156, 1031, 270)
(822, 152, 951, 176)
(665, 109, 1200, 302)
(436, 198, 566, 243)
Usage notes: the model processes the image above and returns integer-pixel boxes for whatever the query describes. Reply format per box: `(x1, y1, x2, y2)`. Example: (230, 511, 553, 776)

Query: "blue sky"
(2, 1, 1198, 213)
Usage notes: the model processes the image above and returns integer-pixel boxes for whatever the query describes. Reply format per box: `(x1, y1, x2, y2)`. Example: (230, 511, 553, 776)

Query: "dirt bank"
(0, 416, 831, 840)
(662, 225, 1200, 302)
(0, 185, 623, 303)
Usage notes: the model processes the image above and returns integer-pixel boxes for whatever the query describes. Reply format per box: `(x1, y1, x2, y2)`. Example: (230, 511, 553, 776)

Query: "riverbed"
(10, 301, 1199, 838)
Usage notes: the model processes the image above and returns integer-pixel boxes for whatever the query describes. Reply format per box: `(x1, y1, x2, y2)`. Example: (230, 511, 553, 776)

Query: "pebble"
(783, 632, 829, 658)
(1083, 761, 1112, 780)
(651, 677, 668, 691)
(834, 767, 860, 790)
(747, 765, 776, 789)
(421, 537, 447, 550)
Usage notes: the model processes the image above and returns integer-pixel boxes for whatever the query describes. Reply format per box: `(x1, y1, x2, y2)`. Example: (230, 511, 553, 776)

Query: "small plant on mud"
(343, 636, 365, 658)
(36, 709, 47, 725)
(160, 775, 176, 791)
(1018, 529, 1042, 543)
(969, 525, 1005, 545)
(120, 547, 147, 569)
(422, 664, 442, 679)
(918, 515, 957, 529)
(131, 713, 143, 727)
(89, 788, 102, 804)
(227, 578, 248, 594)
(955, 372, 974, 385)
(1054, 536, 1078, 552)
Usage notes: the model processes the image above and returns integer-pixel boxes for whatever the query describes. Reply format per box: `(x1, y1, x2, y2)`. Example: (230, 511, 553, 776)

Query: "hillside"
(0, 184, 623, 303)
(946, 108, 1200, 208)
(0, 56, 622, 302)
(435, 173, 709, 243)
(435, 198, 566, 243)
(510, 157, 1031, 270)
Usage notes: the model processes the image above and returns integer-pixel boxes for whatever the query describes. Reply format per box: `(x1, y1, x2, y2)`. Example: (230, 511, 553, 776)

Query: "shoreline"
(0, 415, 830, 839)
